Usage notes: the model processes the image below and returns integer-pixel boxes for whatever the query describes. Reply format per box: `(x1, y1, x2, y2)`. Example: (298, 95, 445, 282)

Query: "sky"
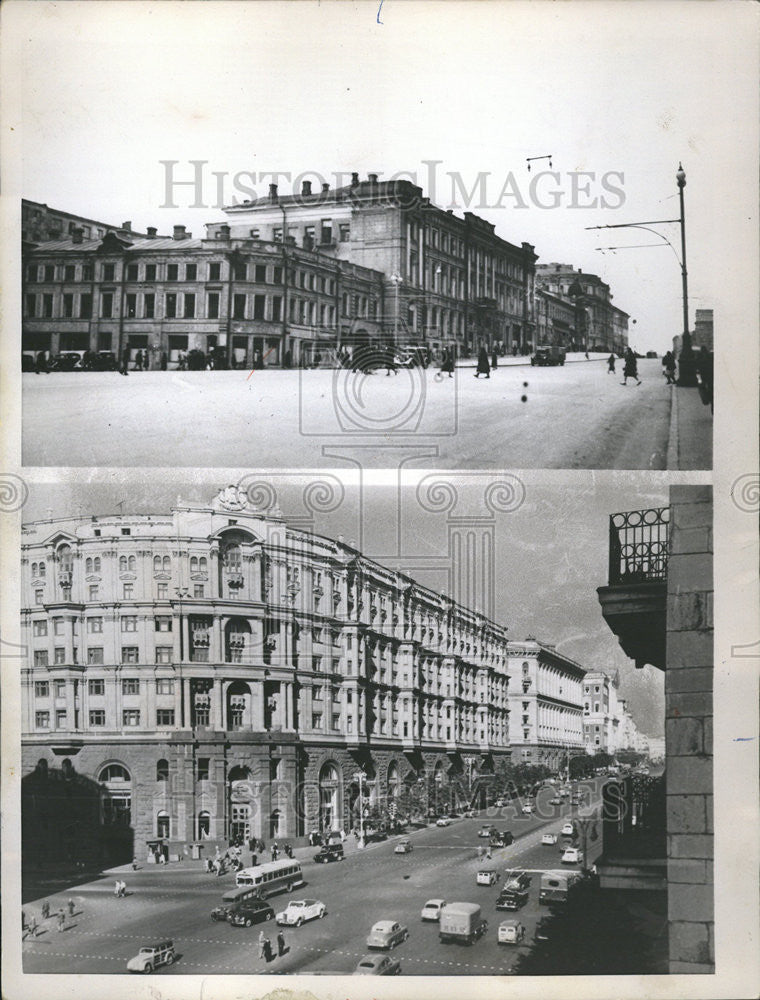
(22, 470, 667, 735)
(5, 0, 758, 354)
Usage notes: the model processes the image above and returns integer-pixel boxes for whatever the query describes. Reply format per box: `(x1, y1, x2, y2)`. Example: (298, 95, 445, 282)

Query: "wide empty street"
(22, 791, 602, 977)
(23, 358, 695, 470)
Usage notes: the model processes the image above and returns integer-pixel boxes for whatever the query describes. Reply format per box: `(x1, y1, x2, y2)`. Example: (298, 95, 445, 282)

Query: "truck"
(531, 345, 566, 367)
(438, 902, 489, 945)
(539, 870, 580, 905)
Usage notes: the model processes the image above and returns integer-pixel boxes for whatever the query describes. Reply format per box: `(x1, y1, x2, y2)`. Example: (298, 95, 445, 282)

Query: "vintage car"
(126, 940, 176, 973)
(275, 899, 327, 926)
(531, 345, 566, 367)
(394, 838, 413, 855)
(561, 846, 584, 865)
(541, 832, 559, 846)
(366, 920, 409, 950)
(497, 919, 526, 945)
(353, 954, 402, 975)
(228, 899, 275, 927)
(476, 868, 500, 887)
(314, 843, 344, 863)
(420, 899, 447, 922)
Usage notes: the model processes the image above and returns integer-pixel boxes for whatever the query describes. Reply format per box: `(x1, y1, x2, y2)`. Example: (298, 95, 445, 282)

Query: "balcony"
(597, 507, 669, 670)
(596, 774, 667, 891)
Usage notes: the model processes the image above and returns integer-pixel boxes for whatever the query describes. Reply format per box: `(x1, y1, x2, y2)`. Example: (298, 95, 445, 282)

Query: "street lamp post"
(675, 164, 697, 385)
(353, 770, 365, 849)
(389, 272, 402, 347)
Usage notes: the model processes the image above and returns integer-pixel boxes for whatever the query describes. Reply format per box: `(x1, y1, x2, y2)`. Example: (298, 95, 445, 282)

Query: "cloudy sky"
(5, 1, 757, 353)
(23, 470, 668, 735)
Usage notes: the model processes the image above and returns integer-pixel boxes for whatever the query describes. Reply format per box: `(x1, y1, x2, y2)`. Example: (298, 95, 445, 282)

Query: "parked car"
(541, 833, 558, 846)
(421, 899, 447, 922)
(89, 350, 118, 371)
(314, 843, 344, 863)
(228, 899, 275, 927)
(489, 830, 514, 848)
(531, 345, 566, 367)
(435, 817, 451, 827)
(365, 829, 388, 843)
(276, 899, 326, 926)
(497, 919, 526, 945)
(22, 353, 36, 372)
(126, 940, 176, 973)
(476, 869, 500, 887)
(353, 954, 401, 975)
(366, 920, 409, 950)
(478, 825, 495, 839)
(394, 838, 413, 855)
(561, 846, 583, 865)
(50, 351, 85, 371)
(561, 821, 575, 837)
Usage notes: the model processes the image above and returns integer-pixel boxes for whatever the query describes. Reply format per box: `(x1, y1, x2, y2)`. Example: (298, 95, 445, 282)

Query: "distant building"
(22, 199, 146, 245)
(536, 262, 629, 353)
(673, 307, 713, 357)
(582, 670, 614, 753)
(506, 638, 586, 768)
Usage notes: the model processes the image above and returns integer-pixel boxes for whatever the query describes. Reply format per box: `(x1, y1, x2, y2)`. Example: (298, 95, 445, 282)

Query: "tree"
(511, 878, 667, 975)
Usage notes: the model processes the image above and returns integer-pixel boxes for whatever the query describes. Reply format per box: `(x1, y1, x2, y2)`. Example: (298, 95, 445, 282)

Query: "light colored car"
(478, 825, 493, 838)
(436, 817, 451, 827)
(541, 833, 558, 845)
(275, 899, 326, 926)
(421, 898, 447, 922)
(561, 846, 583, 865)
(366, 920, 409, 950)
(463, 808, 475, 818)
(394, 838, 413, 854)
(353, 954, 401, 975)
(521, 804, 534, 815)
(476, 869, 500, 886)
(127, 940, 176, 974)
(561, 821, 575, 837)
(498, 919, 526, 945)
(549, 796, 561, 806)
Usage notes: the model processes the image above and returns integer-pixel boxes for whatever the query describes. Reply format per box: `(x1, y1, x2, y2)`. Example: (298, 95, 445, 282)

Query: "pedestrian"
(35, 350, 49, 374)
(264, 937, 274, 962)
(114, 880, 121, 897)
(134, 350, 143, 372)
(27, 913, 38, 938)
(491, 347, 498, 370)
(696, 346, 713, 409)
(585, 349, 590, 360)
(161, 351, 168, 371)
(41, 901, 50, 920)
(486, 846, 492, 860)
(607, 353, 616, 374)
(384, 345, 397, 376)
(277, 930, 287, 957)
(22, 910, 28, 933)
(440, 347, 454, 378)
(131, 856, 139, 871)
(258, 930, 267, 960)
(57, 908, 66, 932)
(662, 350, 677, 385)
(119, 880, 127, 897)
(119, 347, 130, 376)
(474, 346, 490, 379)
(67, 898, 75, 916)
(285, 844, 293, 859)
(621, 347, 641, 386)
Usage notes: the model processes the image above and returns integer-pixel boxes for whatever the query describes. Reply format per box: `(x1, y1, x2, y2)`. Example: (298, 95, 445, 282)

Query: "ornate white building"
(21, 488, 511, 865)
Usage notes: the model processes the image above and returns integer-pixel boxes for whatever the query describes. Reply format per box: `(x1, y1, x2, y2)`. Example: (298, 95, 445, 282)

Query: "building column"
(211, 616, 223, 664)
(215, 678, 225, 731)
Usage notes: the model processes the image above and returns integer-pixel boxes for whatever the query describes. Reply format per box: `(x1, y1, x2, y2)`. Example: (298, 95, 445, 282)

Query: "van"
(210, 884, 261, 921)
(439, 902, 488, 945)
(539, 871, 579, 905)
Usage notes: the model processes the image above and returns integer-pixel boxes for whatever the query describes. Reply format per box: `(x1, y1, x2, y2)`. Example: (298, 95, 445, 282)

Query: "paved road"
(23, 360, 675, 469)
(22, 782, 603, 976)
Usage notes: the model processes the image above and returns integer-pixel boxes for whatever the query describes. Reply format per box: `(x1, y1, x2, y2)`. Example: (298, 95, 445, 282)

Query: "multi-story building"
(208, 173, 538, 357)
(534, 287, 576, 349)
(582, 670, 614, 753)
(597, 487, 714, 973)
(21, 487, 511, 866)
(506, 638, 585, 768)
(22, 198, 146, 245)
(536, 262, 629, 353)
(22, 224, 386, 368)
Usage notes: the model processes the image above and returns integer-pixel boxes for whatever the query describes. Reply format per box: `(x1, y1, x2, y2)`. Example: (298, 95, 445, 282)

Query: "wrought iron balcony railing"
(608, 507, 670, 585)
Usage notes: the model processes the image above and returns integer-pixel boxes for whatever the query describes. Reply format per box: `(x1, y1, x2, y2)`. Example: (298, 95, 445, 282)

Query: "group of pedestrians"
(23, 899, 76, 938)
(258, 928, 289, 963)
(113, 879, 128, 897)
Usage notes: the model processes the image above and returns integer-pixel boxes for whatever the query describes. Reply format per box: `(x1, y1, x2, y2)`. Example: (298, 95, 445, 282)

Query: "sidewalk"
(666, 384, 713, 469)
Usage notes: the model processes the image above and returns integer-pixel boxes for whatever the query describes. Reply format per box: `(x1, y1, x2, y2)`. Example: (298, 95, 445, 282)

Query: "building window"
(207, 292, 220, 319)
(144, 293, 155, 318)
(156, 678, 174, 694)
(167, 263, 179, 281)
(121, 678, 140, 695)
(156, 709, 175, 727)
(35, 711, 50, 728)
(185, 263, 197, 281)
(63, 293, 74, 317)
(273, 227, 282, 242)
(80, 293, 92, 318)
(25, 294, 37, 317)
(193, 584, 205, 599)
(339, 223, 350, 242)
(121, 647, 139, 664)
(155, 616, 172, 632)
(34, 589, 44, 605)
(101, 292, 113, 318)
(233, 261, 247, 281)
(321, 220, 332, 244)
(233, 294, 246, 319)
(122, 615, 137, 632)
(254, 264, 267, 283)
(89, 709, 106, 726)
(54, 647, 66, 664)
(196, 757, 210, 781)
(88, 585, 99, 601)
(165, 293, 177, 318)
(184, 293, 196, 318)
(122, 709, 140, 727)
(155, 646, 173, 664)
(34, 681, 50, 697)
(88, 678, 105, 695)
(87, 617, 103, 634)
(253, 294, 266, 320)
(126, 263, 138, 281)
(101, 263, 115, 281)
(156, 758, 169, 781)
(209, 261, 221, 280)
(33, 620, 48, 637)
(311, 713, 323, 730)
(126, 293, 137, 318)
(157, 583, 169, 600)
(33, 650, 49, 667)
(145, 263, 157, 281)
(82, 264, 94, 281)
(56, 709, 67, 728)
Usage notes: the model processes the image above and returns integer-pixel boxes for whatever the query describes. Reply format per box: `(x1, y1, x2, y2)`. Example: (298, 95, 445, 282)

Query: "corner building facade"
(21, 489, 511, 864)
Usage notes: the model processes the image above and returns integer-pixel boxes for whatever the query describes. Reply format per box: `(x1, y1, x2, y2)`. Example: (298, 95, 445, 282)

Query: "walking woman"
(474, 346, 490, 379)
(621, 347, 641, 386)
(607, 353, 616, 374)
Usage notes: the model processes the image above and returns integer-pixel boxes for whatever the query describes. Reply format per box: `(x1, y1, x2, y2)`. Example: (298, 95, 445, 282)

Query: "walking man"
(277, 930, 287, 957)
(57, 908, 66, 932)
(258, 930, 267, 960)
(26, 913, 38, 938)
(67, 898, 75, 917)
(119, 347, 130, 376)
(607, 353, 616, 374)
(41, 901, 50, 920)
(474, 346, 490, 379)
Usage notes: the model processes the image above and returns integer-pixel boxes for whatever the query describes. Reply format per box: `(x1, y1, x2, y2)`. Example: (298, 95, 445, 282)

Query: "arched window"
(199, 557, 207, 573)
(86, 558, 92, 573)
(93, 557, 101, 573)
(197, 811, 211, 839)
(190, 556, 198, 573)
(153, 555, 161, 573)
(98, 763, 132, 827)
(128, 555, 136, 572)
(156, 758, 169, 782)
(61, 758, 74, 779)
(57, 545, 73, 572)
(319, 762, 342, 833)
(223, 543, 242, 571)
(120, 556, 128, 573)
(156, 810, 170, 838)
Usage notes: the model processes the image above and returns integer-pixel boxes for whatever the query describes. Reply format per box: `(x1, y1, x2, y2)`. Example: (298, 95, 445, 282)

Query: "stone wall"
(665, 485, 713, 973)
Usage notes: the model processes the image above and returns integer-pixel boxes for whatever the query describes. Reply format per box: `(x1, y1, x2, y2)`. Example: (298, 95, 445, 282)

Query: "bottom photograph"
(18, 474, 713, 977)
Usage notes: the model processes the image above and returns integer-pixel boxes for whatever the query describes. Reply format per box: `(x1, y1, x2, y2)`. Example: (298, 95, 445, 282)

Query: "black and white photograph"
(1, 2, 758, 1000)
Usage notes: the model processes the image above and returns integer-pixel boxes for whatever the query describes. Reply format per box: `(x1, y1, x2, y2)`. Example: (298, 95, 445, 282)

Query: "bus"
(235, 858, 304, 897)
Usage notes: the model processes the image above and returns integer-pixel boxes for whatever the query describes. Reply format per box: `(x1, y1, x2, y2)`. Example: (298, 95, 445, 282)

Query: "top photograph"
(13, 2, 739, 470)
